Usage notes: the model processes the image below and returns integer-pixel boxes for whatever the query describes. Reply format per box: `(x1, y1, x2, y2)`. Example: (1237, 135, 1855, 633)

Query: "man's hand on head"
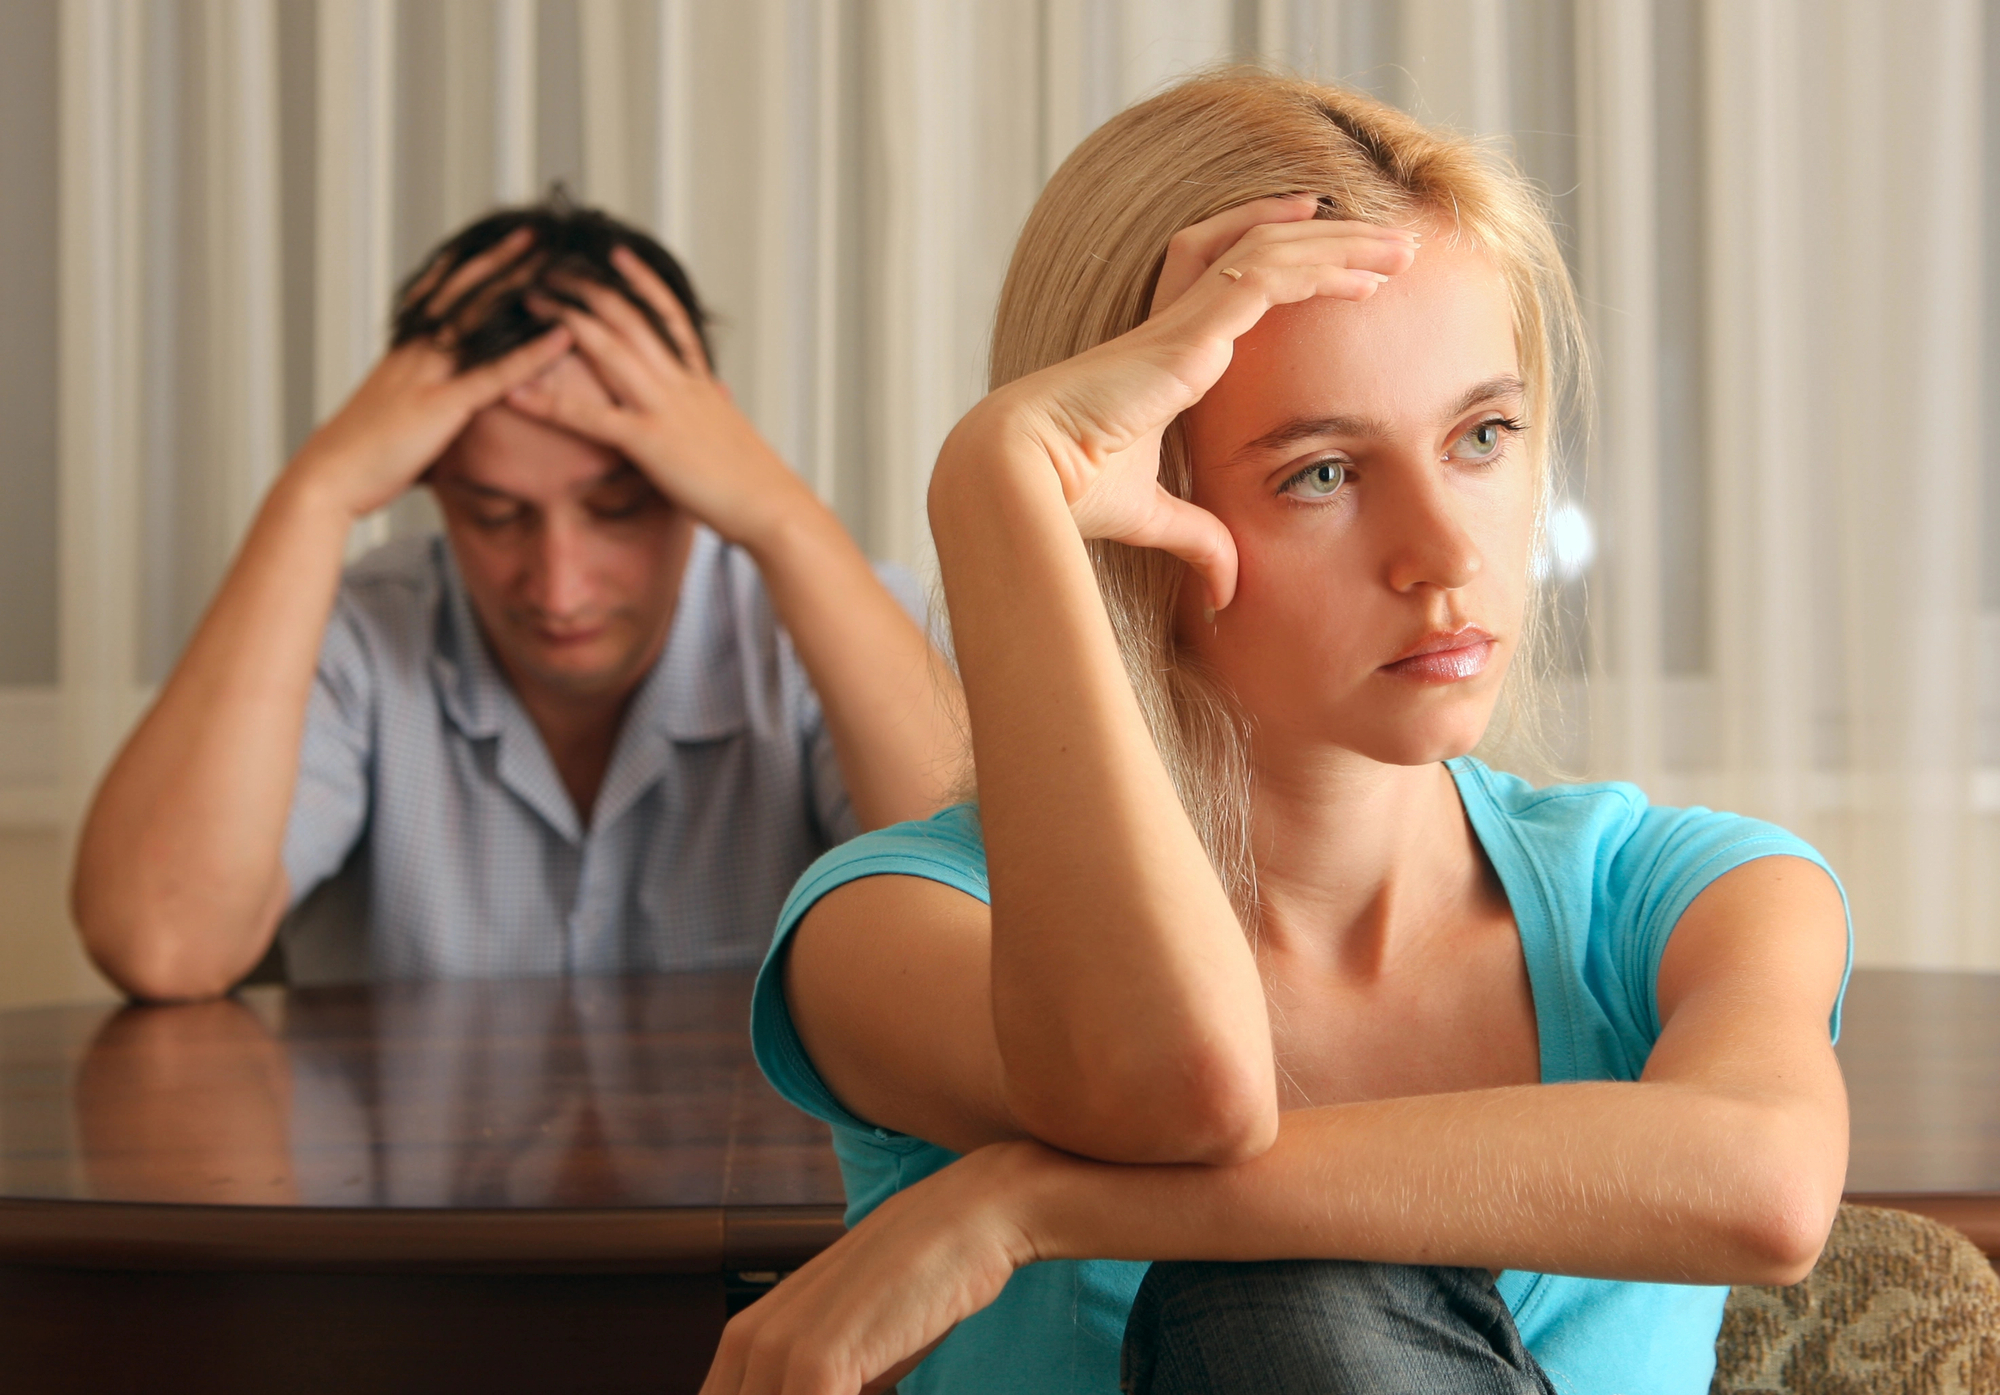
(505, 246, 821, 556)
(284, 227, 573, 523)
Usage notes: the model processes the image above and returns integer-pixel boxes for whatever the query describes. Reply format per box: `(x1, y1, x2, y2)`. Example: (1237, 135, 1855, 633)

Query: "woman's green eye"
(1452, 419, 1513, 461)
(1287, 460, 1347, 499)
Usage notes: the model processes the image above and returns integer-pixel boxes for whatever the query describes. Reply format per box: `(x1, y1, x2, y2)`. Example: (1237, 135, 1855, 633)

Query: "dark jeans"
(1122, 1260, 1558, 1395)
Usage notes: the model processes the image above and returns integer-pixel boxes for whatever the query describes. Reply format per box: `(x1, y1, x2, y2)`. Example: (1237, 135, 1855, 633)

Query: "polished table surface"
(0, 966, 1992, 1392)
(0, 966, 1993, 1255)
(1834, 967, 2000, 1253)
(0, 969, 847, 1271)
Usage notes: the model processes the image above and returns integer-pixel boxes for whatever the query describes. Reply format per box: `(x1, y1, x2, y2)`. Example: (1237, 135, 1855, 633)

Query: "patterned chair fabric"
(1713, 1205, 2000, 1394)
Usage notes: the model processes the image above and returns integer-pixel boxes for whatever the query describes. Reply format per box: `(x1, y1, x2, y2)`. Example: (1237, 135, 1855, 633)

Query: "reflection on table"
(0, 966, 1991, 1394)
(0, 971, 842, 1395)
(38, 972, 845, 1218)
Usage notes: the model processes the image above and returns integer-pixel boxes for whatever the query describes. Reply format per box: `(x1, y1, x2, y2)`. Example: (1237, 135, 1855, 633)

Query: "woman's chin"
(1315, 706, 1496, 769)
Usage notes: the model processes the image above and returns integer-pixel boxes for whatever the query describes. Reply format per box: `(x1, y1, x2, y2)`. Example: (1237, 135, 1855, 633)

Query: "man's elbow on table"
(74, 881, 280, 1004)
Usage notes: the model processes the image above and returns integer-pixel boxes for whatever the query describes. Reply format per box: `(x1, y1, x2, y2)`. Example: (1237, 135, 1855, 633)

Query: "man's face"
(430, 355, 693, 704)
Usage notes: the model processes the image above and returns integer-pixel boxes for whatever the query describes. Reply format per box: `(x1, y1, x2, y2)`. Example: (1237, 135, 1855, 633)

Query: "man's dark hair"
(391, 188, 713, 370)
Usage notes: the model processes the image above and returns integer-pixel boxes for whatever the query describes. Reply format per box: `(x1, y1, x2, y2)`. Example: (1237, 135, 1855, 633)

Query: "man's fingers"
(449, 324, 573, 407)
(539, 280, 685, 399)
(423, 226, 535, 319)
(613, 245, 713, 375)
(505, 371, 630, 448)
(526, 294, 663, 409)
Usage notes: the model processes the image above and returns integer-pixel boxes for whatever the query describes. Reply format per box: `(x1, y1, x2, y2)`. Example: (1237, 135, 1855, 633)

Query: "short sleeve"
(800, 560, 935, 848)
(750, 806, 989, 1135)
(1608, 805, 1852, 1043)
(280, 597, 376, 908)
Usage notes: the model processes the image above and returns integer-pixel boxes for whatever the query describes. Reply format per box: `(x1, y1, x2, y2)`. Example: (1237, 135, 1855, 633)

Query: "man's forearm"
(74, 472, 356, 999)
(739, 487, 963, 831)
(1014, 1078, 1844, 1287)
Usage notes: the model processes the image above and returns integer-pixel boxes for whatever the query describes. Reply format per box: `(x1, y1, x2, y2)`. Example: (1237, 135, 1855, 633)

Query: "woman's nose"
(1382, 470, 1482, 594)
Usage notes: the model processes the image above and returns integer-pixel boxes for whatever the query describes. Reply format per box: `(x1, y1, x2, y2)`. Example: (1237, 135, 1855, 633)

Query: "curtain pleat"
(10, 0, 1993, 969)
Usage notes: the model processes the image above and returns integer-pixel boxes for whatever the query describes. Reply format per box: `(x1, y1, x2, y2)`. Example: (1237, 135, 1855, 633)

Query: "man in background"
(74, 198, 960, 998)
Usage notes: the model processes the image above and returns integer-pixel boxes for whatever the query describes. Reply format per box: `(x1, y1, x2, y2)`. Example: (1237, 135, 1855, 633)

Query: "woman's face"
(1179, 235, 1534, 767)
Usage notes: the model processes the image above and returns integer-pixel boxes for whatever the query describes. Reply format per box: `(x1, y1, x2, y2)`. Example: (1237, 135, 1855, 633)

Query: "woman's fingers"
(1150, 232, 1420, 359)
(1129, 487, 1240, 613)
(1152, 194, 1318, 313)
(1153, 206, 1419, 319)
(613, 244, 714, 375)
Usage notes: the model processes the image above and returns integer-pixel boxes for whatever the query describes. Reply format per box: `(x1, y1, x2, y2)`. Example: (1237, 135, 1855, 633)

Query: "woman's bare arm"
(783, 204, 1422, 1167)
(1018, 858, 1849, 1282)
(709, 858, 1849, 1395)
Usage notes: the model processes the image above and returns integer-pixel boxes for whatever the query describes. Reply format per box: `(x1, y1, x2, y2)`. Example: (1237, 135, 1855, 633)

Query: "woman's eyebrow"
(1226, 413, 1392, 466)
(1225, 375, 1527, 468)
(1444, 374, 1527, 418)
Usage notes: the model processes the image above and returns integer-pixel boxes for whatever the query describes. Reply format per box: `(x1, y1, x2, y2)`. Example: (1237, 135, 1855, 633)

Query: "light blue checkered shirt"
(278, 529, 919, 984)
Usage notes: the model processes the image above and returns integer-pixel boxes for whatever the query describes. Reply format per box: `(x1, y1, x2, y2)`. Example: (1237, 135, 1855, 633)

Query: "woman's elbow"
(1723, 1137, 1843, 1285)
(1010, 1047, 1279, 1164)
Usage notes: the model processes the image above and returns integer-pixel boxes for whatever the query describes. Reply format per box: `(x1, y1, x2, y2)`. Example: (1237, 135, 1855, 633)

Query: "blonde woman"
(711, 71, 1850, 1395)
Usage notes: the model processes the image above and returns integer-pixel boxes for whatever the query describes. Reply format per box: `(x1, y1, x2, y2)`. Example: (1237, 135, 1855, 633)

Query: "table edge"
(1843, 1191, 2000, 1257)
(0, 1198, 847, 1273)
(2, 1192, 1985, 1271)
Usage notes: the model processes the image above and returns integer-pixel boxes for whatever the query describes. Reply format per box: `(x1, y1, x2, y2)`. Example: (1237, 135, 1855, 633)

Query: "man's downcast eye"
(1284, 459, 1347, 499)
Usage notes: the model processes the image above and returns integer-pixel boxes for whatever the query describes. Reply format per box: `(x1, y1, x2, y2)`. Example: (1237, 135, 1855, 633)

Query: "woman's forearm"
(73, 472, 353, 1000)
(927, 405, 1276, 1164)
(740, 490, 963, 831)
(1013, 1078, 1845, 1286)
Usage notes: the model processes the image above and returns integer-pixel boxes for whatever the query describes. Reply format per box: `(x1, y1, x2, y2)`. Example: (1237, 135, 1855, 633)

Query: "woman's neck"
(1249, 747, 1492, 977)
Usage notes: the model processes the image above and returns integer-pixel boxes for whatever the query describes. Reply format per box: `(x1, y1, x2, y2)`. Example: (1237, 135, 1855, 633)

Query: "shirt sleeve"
(801, 560, 935, 847)
(280, 596, 376, 909)
(750, 807, 989, 1133)
(1610, 805, 1853, 1043)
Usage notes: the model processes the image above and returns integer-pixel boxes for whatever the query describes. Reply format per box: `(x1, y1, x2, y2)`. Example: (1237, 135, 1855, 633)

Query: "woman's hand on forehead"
(1149, 195, 1420, 317)
(979, 196, 1418, 614)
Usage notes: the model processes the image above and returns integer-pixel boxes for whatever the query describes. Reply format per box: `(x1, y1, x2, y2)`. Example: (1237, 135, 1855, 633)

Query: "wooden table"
(0, 972, 845, 1394)
(1836, 968, 2000, 1257)
(0, 967, 1992, 1393)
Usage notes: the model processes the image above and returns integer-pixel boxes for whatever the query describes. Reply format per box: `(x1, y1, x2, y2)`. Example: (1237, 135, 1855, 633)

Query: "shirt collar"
(642, 526, 749, 744)
(429, 536, 506, 741)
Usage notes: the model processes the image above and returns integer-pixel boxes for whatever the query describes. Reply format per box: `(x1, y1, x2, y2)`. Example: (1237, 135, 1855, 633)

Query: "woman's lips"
(1381, 628, 1495, 684)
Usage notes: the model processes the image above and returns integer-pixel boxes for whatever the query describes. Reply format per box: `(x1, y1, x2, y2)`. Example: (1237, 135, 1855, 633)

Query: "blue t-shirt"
(751, 757, 1852, 1395)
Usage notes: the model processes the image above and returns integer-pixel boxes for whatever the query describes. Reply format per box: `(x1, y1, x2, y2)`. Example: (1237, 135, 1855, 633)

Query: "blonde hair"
(984, 68, 1585, 921)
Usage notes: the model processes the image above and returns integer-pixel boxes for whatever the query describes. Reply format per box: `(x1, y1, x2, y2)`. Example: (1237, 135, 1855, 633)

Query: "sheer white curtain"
(0, 0, 1991, 998)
